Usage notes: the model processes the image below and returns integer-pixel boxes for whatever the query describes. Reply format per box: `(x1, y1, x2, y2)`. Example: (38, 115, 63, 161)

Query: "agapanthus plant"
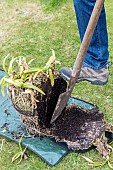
(0, 50, 60, 112)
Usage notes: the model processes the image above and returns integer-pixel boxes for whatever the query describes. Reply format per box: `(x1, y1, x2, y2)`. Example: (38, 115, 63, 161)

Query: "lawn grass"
(0, 0, 113, 169)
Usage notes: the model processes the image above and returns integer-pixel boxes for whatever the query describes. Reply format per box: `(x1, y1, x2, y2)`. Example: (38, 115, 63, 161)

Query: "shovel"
(50, 0, 105, 124)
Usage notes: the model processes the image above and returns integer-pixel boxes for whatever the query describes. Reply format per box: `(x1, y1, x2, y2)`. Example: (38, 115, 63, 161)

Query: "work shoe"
(59, 65, 109, 85)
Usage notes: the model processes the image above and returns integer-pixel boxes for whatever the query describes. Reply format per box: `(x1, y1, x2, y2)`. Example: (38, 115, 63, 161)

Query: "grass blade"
(44, 50, 56, 69)
(22, 83, 45, 95)
(2, 54, 10, 74)
(108, 161, 113, 169)
(17, 146, 27, 165)
(4, 78, 22, 87)
(12, 152, 21, 162)
(49, 69, 54, 86)
(23, 67, 43, 74)
(89, 161, 106, 167)
(28, 58, 36, 65)
(0, 139, 5, 152)
(19, 135, 24, 152)
(81, 156, 94, 163)
(82, 155, 107, 167)
(0, 77, 8, 96)
(8, 57, 17, 74)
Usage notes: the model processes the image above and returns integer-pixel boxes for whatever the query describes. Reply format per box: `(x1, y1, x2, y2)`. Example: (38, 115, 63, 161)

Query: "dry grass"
(0, 1, 53, 42)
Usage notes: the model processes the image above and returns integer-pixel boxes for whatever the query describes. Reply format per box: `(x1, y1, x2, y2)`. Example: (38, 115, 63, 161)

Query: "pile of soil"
(21, 105, 105, 150)
(51, 106, 105, 150)
(11, 73, 105, 150)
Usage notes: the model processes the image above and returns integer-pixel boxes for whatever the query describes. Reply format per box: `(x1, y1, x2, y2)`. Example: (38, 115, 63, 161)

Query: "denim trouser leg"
(73, 0, 109, 69)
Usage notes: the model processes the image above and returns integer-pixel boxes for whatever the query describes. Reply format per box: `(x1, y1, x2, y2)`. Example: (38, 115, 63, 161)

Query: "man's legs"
(73, 0, 109, 69)
(60, 0, 109, 85)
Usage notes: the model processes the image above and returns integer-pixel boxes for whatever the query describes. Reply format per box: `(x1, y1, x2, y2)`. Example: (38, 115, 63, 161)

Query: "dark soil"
(51, 106, 105, 150)
(20, 104, 105, 150)
(4, 109, 10, 116)
(11, 73, 106, 150)
(36, 75, 67, 127)
(53, 106, 104, 139)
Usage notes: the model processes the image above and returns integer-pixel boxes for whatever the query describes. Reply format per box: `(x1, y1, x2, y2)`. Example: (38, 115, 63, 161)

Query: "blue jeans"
(73, 0, 109, 69)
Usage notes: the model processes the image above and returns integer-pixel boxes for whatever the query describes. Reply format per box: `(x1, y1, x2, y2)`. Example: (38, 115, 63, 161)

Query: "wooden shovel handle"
(71, 0, 105, 80)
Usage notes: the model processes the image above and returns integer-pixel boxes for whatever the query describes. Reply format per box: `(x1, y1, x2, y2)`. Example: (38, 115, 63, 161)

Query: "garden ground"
(0, 0, 113, 169)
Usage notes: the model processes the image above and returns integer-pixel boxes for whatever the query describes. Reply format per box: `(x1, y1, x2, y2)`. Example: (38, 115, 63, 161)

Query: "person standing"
(60, 0, 109, 85)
